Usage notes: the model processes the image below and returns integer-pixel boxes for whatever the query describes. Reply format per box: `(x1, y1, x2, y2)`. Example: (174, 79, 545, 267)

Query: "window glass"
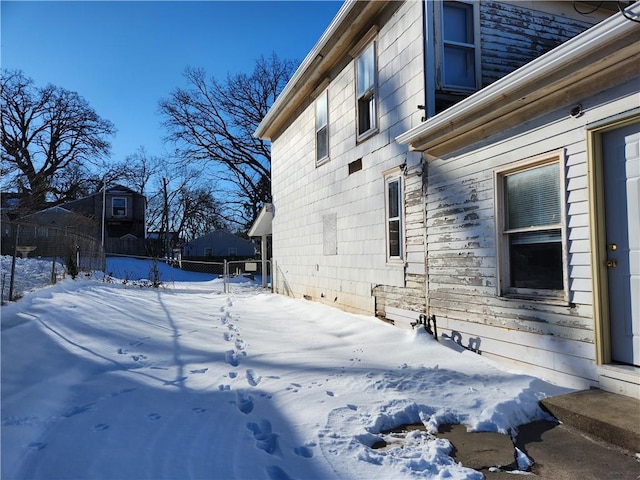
(386, 177, 402, 260)
(443, 47, 475, 88)
(501, 162, 564, 293)
(443, 2, 473, 43)
(441, 1, 477, 91)
(357, 43, 375, 96)
(505, 163, 560, 229)
(316, 91, 328, 162)
(112, 198, 127, 216)
(356, 41, 377, 137)
(509, 230, 563, 290)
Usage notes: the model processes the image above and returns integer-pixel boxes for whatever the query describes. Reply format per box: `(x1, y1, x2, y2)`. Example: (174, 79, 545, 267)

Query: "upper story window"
(112, 197, 127, 217)
(438, 1, 480, 92)
(315, 90, 329, 164)
(356, 40, 378, 140)
(384, 169, 404, 263)
(497, 158, 567, 300)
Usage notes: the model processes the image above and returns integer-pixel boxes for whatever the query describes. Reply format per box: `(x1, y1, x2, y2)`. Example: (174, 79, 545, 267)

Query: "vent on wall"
(348, 158, 363, 175)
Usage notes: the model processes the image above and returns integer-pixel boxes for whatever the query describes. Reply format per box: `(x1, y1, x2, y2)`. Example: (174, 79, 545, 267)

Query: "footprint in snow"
(294, 445, 314, 458)
(190, 368, 208, 374)
(246, 369, 261, 386)
(229, 371, 238, 378)
(225, 350, 240, 367)
(236, 392, 254, 414)
(93, 423, 110, 432)
(192, 407, 206, 414)
(223, 332, 234, 341)
(219, 384, 231, 391)
(326, 391, 335, 397)
(247, 420, 278, 454)
(131, 354, 147, 362)
(148, 413, 162, 421)
(117, 348, 128, 355)
(235, 339, 246, 350)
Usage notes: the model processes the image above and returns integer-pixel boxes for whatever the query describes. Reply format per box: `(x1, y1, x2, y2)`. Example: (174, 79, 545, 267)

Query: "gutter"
(396, 3, 640, 152)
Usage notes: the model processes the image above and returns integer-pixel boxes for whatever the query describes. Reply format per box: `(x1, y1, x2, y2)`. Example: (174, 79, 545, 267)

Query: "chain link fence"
(1, 220, 106, 303)
(102, 254, 271, 294)
(0, 219, 271, 302)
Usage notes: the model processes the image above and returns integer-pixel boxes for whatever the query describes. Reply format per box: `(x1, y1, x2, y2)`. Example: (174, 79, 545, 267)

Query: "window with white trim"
(498, 160, 565, 297)
(112, 197, 127, 217)
(438, 1, 479, 92)
(356, 40, 377, 139)
(315, 90, 329, 164)
(385, 172, 404, 262)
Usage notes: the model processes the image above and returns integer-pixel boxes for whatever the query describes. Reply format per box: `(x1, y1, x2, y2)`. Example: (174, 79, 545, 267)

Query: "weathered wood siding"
(271, 1, 425, 315)
(373, 166, 426, 324)
(479, 2, 595, 87)
(425, 78, 638, 389)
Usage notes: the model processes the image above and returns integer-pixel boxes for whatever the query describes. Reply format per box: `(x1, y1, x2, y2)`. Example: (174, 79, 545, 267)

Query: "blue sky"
(1, 0, 343, 165)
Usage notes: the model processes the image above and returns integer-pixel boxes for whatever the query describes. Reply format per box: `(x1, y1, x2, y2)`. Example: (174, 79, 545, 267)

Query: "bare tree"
(112, 146, 161, 195)
(0, 70, 115, 212)
(141, 158, 228, 254)
(159, 53, 296, 230)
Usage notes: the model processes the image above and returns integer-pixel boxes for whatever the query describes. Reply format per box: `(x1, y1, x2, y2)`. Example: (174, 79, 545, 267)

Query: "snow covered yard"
(1, 258, 570, 479)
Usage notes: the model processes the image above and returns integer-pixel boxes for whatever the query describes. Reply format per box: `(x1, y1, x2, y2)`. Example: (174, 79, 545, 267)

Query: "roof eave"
(255, 1, 391, 141)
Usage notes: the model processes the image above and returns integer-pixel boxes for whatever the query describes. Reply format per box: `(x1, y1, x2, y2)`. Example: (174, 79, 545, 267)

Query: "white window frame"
(495, 154, 569, 302)
(352, 28, 379, 142)
(435, 0, 481, 93)
(315, 90, 329, 165)
(112, 197, 127, 217)
(384, 168, 405, 264)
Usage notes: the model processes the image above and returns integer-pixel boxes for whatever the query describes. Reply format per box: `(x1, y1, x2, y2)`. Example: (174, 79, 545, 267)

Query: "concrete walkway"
(437, 389, 640, 479)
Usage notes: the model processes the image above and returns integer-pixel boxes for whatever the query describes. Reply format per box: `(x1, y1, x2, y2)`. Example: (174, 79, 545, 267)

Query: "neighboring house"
(1, 205, 100, 258)
(254, 1, 639, 396)
(1, 185, 146, 256)
(62, 184, 147, 255)
(182, 230, 256, 259)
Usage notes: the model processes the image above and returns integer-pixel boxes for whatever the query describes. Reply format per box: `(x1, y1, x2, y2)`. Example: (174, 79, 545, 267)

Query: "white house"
(398, 5, 640, 397)
(255, 0, 638, 397)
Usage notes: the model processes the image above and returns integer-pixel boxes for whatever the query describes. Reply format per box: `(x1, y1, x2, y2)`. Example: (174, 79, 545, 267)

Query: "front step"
(540, 389, 640, 453)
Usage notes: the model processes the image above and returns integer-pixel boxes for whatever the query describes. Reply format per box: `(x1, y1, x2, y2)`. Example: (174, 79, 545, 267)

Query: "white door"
(603, 122, 640, 366)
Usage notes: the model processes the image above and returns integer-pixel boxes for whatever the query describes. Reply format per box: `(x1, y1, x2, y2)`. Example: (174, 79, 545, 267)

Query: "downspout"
(423, 0, 436, 119)
(421, 0, 433, 320)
